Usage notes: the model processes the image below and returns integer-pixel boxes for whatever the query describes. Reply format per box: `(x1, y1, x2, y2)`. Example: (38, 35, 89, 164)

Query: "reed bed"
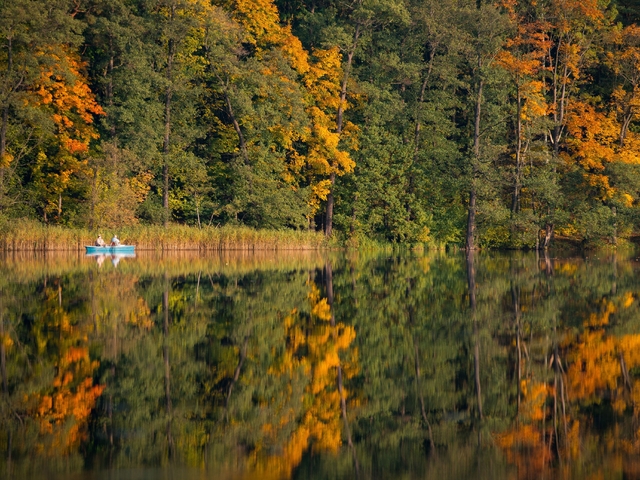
(0, 219, 326, 252)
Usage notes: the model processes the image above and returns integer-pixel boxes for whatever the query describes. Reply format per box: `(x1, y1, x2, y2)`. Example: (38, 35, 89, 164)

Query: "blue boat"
(85, 245, 136, 254)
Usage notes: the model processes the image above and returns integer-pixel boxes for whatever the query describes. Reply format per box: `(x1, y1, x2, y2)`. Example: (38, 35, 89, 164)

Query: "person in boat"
(95, 234, 106, 247)
(111, 235, 121, 246)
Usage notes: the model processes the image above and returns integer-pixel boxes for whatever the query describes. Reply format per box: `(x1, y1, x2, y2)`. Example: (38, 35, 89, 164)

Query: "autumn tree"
(0, 0, 84, 216)
(29, 48, 105, 223)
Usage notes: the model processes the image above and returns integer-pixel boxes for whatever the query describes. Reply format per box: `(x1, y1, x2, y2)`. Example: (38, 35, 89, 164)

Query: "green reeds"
(0, 218, 326, 252)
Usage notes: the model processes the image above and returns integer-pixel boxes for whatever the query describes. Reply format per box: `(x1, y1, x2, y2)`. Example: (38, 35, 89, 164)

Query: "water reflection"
(1, 250, 640, 479)
(86, 252, 136, 268)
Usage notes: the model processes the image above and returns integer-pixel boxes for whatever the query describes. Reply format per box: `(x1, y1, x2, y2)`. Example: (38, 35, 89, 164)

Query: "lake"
(1, 249, 639, 479)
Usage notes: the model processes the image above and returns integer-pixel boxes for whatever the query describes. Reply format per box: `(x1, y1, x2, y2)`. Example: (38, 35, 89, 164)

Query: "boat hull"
(85, 245, 135, 254)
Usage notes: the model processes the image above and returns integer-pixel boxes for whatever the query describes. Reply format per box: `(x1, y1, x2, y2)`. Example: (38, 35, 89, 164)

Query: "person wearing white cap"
(111, 235, 121, 246)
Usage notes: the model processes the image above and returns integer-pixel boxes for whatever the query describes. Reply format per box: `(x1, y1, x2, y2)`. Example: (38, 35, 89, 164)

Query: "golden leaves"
(128, 171, 154, 204)
(31, 47, 104, 155)
(0, 152, 14, 168)
(230, 0, 356, 218)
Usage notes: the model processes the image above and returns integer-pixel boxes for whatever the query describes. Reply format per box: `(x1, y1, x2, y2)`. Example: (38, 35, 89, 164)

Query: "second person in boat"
(111, 235, 121, 246)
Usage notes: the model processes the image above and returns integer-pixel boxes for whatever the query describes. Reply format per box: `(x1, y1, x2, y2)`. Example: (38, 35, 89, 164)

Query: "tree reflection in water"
(1, 250, 640, 479)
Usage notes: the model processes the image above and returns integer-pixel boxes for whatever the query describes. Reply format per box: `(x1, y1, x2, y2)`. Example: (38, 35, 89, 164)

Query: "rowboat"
(85, 245, 136, 254)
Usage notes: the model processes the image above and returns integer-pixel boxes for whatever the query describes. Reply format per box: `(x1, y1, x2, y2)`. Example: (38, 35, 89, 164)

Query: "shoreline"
(0, 221, 327, 252)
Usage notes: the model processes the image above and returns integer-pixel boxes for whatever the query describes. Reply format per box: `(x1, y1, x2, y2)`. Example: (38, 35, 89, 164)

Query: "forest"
(3, 0, 640, 248)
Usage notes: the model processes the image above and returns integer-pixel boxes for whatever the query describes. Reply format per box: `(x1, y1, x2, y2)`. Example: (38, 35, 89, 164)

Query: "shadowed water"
(1, 249, 640, 480)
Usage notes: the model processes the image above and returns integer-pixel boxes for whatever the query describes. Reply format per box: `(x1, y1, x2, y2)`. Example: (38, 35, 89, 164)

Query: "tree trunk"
(89, 166, 97, 230)
(107, 46, 116, 139)
(512, 85, 522, 214)
(163, 30, 175, 229)
(325, 25, 360, 237)
(196, 196, 201, 229)
(225, 337, 248, 420)
(1, 312, 7, 394)
(414, 340, 435, 450)
(414, 48, 435, 160)
(223, 89, 248, 164)
(0, 107, 7, 194)
(543, 223, 553, 249)
(512, 283, 521, 415)
(0, 37, 12, 196)
(325, 172, 336, 236)
(466, 187, 477, 252)
(466, 70, 483, 251)
(350, 194, 357, 236)
(612, 205, 617, 246)
(620, 108, 633, 147)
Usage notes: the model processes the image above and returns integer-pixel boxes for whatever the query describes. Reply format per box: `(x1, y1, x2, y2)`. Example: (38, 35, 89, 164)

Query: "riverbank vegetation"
(2, 0, 640, 248)
(0, 218, 325, 251)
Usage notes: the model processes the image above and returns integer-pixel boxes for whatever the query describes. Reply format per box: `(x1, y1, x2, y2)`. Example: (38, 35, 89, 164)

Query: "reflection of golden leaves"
(126, 297, 153, 329)
(622, 292, 634, 309)
(251, 280, 359, 479)
(311, 298, 331, 322)
(522, 381, 549, 421)
(0, 332, 13, 349)
(31, 347, 104, 456)
(498, 288, 640, 478)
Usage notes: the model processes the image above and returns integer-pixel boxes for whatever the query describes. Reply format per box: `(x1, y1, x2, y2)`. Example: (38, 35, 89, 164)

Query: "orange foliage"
(253, 281, 358, 480)
(498, 293, 640, 478)
(32, 47, 105, 155)
(21, 282, 107, 456)
(494, 372, 556, 477)
(563, 98, 638, 201)
(31, 343, 105, 455)
(27, 46, 104, 219)
(564, 297, 640, 405)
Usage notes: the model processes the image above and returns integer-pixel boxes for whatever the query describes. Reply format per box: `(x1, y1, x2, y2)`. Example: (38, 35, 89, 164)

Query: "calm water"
(1, 249, 640, 479)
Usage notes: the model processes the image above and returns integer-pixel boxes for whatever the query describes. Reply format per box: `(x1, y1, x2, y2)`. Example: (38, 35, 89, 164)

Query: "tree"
(0, 0, 84, 215)
(459, 0, 510, 250)
(29, 47, 104, 223)
(142, 0, 207, 227)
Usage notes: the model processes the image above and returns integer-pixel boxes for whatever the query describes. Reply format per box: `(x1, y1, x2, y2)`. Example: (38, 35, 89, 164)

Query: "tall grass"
(0, 218, 326, 251)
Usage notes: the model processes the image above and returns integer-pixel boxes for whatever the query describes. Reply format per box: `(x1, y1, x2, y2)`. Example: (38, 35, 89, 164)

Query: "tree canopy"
(3, 0, 640, 247)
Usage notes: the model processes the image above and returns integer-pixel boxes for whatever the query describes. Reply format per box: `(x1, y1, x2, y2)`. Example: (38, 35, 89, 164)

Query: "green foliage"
(0, 0, 640, 247)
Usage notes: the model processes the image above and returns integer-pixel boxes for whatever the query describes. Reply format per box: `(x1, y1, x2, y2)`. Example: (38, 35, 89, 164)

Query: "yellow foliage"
(128, 172, 153, 204)
(0, 152, 14, 168)
(126, 297, 153, 329)
(555, 261, 578, 275)
(621, 292, 634, 309)
(250, 281, 359, 479)
(230, 0, 357, 217)
(0, 332, 13, 350)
